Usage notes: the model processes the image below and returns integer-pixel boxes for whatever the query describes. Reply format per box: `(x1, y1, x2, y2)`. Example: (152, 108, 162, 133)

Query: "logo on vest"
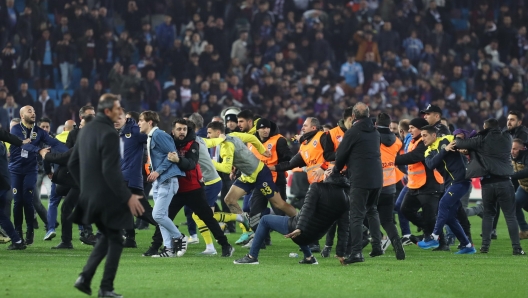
(441, 144, 446, 150)
(304, 151, 309, 159)
(12, 188, 17, 194)
(31, 132, 37, 139)
(312, 140, 318, 147)
(267, 144, 273, 150)
(337, 135, 343, 142)
(125, 133, 131, 138)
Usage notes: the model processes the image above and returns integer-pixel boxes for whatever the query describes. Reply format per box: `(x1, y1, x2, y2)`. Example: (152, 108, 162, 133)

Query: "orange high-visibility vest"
(381, 138, 404, 187)
(407, 137, 443, 189)
(248, 134, 283, 182)
(144, 155, 151, 175)
(299, 131, 326, 184)
(328, 126, 345, 151)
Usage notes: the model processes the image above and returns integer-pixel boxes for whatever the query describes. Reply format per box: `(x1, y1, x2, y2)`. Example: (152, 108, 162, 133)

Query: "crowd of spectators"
(1, 0, 528, 137)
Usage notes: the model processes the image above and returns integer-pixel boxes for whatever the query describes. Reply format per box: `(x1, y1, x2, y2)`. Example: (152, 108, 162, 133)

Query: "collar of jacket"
(96, 113, 114, 127)
(300, 130, 318, 143)
(174, 129, 197, 147)
(510, 125, 527, 135)
(377, 127, 391, 134)
(119, 118, 137, 135)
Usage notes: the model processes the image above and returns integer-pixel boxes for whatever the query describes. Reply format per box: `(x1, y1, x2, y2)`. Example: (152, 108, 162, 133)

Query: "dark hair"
(83, 114, 94, 124)
(61, 93, 70, 100)
(207, 121, 224, 132)
(237, 109, 254, 121)
(421, 125, 438, 135)
(391, 120, 399, 125)
(172, 118, 188, 128)
(513, 138, 526, 146)
(323, 124, 333, 130)
(484, 118, 499, 129)
(376, 113, 391, 127)
(38, 117, 51, 125)
(343, 107, 353, 119)
(508, 110, 524, 121)
(126, 111, 140, 122)
(140, 110, 160, 126)
(6, 93, 14, 98)
(186, 119, 196, 132)
(79, 105, 94, 118)
(97, 94, 119, 114)
(188, 113, 204, 129)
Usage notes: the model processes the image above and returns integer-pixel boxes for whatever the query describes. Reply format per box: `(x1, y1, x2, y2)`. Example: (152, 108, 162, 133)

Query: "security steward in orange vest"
(395, 118, 446, 249)
(247, 118, 292, 234)
(321, 107, 354, 258)
(270, 117, 333, 252)
(373, 113, 405, 259)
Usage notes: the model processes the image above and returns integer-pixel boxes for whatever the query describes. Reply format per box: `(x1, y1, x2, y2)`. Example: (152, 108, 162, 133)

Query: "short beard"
(24, 116, 35, 125)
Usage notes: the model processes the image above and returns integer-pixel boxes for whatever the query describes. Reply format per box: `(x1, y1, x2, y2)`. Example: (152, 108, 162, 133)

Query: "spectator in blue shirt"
(340, 52, 364, 88)
(403, 30, 424, 65)
(156, 15, 176, 56)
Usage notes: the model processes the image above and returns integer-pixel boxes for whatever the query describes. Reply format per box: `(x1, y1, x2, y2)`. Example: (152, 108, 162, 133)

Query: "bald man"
(43, 119, 76, 241)
(9, 106, 68, 245)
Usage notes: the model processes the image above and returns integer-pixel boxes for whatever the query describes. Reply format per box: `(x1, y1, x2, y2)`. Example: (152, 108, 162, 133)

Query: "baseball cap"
(420, 104, 442, 114)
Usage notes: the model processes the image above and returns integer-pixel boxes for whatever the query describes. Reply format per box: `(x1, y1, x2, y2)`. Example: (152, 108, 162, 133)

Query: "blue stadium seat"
(115, 25, 125, 35)
(48, 13, 56, 26)
(15, 0, 25, 13)
(451, 19, 469, 31)
(28, 88, 37, 102)
(47, 89, 60, 107)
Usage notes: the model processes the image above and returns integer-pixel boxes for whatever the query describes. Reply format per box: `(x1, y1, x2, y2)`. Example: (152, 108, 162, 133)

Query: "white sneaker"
(152, 248, 175, 258)
(198, 249, 218, 255)
(243, 238, 253, 248)
(173, 235, 188, 257)
(188, 236, 200, 244)
(381, 237, 392, 253)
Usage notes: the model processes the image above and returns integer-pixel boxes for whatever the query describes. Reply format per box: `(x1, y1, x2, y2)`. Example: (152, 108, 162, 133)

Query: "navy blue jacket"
(424, 135, 470, 186)
(119, 118, 147, 190)
(9, 123, 68, 174)
(1, 129, 23, 190)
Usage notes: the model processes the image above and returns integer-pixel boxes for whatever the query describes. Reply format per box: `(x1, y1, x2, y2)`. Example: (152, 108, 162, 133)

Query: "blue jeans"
(46, 183, 62, 232)
(515, 187, 528, 231)
(152, 178, 182, 248)
(249, 215, 311, 259)
(433, 182, 471, 246)
(0, 189, 21, 242)
(395, 186, 411, 235)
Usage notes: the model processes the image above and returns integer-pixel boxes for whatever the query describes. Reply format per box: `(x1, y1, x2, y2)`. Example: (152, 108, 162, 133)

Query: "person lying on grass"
(234, 171, 350, 265)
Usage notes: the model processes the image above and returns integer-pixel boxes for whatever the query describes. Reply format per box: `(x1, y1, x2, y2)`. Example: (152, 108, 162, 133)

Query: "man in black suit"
(66, 105, 96, 149)
(69, 94, 144, 297)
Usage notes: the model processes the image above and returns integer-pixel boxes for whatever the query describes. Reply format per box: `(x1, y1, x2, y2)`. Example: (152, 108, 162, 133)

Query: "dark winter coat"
(0, 129, 23, 190)
(68, 114, 132, 230)
(333, 118, 383, 189)
(119, 118, 147, 190)
(288, 174, 350, 257)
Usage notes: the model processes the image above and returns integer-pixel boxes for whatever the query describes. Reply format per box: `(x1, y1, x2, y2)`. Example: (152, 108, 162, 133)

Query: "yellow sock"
(239, 223, 248, 233)
(192, 213, 213, 245)
(213, 212, 237, 223)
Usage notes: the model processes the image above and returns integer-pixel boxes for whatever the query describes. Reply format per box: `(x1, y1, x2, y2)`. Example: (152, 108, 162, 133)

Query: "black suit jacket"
(68, 114, 132, 229)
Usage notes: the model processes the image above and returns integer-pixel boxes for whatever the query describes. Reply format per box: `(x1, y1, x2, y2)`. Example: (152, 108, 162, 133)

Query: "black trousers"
(61, 188, 80, 243)
(150, 188, 229, 249)
(481, 181, 521, 250)
(248, 180, 286, 231)
(401, 191, 441, 236)
(349, 187, 382, 255)
(377, 193, 401, 242)
(81, 222, 123, 292)
(125, 189, 157, 239)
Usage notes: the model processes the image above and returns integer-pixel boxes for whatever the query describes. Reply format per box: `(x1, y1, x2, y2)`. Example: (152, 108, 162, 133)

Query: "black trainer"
(513, 248, 526, 255)
(309, 244, 321, 253)
(344, 253, 365, 265)
(221, 245, 235, 257)
(369, 248, 384, 257)
(142, 246, 159, 257)
(401, 236, 413, 246)
(25, 231, 34, 245)
(299, 256, 318, 264)
(321, 245, 332, 258)
(52, 242, 74, 249)
(7, 242, 27, 250)
(392, 238, 406, 260)
(74, 275, 92, 296)
(123, 238, 137, 248)
(234, 254, 259, 264)
(98, 289, 123, 297)
(172, 234, 188, 256)
(80, 233, 96, 246)
(480, 246, 489, 253)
